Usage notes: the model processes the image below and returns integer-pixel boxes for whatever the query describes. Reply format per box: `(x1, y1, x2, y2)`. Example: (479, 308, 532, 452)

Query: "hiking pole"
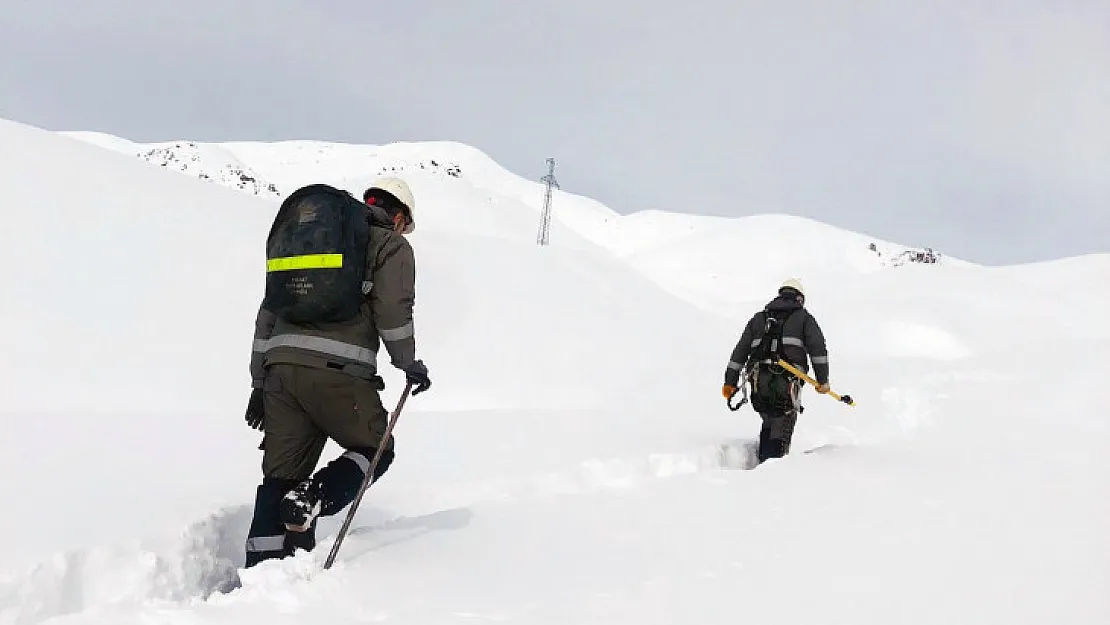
(323, 381, 413, 570)
(775, 359, 856, 406)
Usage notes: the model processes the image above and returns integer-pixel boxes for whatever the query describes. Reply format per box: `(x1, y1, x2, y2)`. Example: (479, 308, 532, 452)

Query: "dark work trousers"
(750, 366, 803, 463)
(244, 363, 395, 567)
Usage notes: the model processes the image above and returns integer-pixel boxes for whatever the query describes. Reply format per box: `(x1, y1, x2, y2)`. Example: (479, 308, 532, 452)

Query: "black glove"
(403, 360, 432, 395)
(245, 387, 264, 430)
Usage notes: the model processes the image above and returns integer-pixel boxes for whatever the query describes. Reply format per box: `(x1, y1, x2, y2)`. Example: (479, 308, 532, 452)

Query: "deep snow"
(1, 118, 1107, 624)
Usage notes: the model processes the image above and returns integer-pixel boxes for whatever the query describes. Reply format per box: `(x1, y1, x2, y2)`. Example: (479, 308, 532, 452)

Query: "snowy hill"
(2, 118, 1107, 625)
(63, 131, 619, 251)
(67, 131, 282, 198)
(64, 130, 947, 283)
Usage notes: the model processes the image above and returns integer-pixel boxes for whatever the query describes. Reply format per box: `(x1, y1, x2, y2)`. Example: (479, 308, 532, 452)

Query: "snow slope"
(64, 131, 967, 316)
(66, 131, 281, 198)
(63, 132, 617, 251)
(2, 119, 1107, 624)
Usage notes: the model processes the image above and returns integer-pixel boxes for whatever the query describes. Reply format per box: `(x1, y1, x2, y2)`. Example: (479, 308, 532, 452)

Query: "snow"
(3, 117, 1108, 624)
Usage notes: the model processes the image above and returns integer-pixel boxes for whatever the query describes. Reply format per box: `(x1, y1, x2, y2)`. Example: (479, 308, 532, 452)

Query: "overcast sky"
(2, 0, 1107, 264)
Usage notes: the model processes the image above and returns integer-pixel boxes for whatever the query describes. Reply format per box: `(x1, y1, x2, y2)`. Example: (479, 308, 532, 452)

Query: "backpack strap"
(750, 308, 800, 370)
(361, 222, 401, 295)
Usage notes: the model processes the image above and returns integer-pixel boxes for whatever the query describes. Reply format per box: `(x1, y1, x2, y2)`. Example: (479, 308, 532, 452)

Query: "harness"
(743, 308, 805, 415)
(748, 309, 799, 369)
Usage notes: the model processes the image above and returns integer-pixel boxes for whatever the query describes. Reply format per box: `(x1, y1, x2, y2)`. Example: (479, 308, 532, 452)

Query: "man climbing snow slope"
(723, 279, 831, 464)
(241, 177, 432, 567)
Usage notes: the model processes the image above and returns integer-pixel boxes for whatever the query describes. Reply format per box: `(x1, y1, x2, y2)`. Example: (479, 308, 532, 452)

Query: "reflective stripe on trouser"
(341, 450, 371, 473)
(245, 535, 284, 553)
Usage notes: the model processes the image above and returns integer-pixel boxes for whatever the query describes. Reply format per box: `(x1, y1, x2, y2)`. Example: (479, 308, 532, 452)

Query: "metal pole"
(322, 381, 413, 569)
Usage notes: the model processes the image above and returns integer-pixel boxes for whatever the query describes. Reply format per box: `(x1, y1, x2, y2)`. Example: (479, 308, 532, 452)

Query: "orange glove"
(816, 382, 830, 394)
(722, 384, 737, 399)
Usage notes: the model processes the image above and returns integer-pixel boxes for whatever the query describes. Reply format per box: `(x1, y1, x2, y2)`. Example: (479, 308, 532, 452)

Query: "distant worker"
(722, 279, 830, 463)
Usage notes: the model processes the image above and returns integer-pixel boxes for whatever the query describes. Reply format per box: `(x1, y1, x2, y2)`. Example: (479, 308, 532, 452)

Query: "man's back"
(727, 292, 829, 382)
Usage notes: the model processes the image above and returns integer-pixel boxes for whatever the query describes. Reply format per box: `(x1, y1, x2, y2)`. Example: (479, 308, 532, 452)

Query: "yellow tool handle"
(776, 359, 856, 406)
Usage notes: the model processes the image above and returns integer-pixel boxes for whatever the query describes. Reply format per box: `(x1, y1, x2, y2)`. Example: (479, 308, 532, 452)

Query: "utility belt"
(265, 355, 386, 390)
(256, 332, 385, 390)
(743, 360, 804, 415)
(323, 360, 386, 390)
(747, 358, 802, 382)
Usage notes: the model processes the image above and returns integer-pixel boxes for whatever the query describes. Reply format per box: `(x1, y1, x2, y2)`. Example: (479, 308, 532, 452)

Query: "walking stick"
(775, 359, 856, 406)
(323, 381, 413, 570)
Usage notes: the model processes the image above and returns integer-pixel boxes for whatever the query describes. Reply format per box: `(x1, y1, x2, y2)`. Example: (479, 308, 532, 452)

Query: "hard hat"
(779, 278, 805, 296)
(365, 177, 416, 234)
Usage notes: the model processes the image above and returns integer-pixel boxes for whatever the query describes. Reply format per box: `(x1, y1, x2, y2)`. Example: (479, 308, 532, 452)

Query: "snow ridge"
(63, 130, 954, 312)
(138, 142, 280, 197)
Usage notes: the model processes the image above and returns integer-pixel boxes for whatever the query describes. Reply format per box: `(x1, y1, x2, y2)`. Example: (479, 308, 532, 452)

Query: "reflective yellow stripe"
(266, 254, 343, 272)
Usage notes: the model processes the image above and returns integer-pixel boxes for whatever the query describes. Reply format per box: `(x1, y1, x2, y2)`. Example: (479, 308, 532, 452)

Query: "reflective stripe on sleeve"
(379, 322, 414, 342)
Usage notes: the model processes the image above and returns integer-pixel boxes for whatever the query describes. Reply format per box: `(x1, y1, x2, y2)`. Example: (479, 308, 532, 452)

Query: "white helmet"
(366, 177, 416, 234)
(779, 278, 805, 296)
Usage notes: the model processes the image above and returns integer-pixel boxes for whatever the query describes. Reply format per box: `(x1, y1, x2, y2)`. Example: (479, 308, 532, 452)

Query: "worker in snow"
(722, 278, 830, 463)
(242, 177, 432, 567)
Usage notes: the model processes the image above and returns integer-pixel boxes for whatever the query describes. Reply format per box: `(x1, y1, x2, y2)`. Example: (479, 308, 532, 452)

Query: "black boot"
(284, 517, 317, 554)
(279, 478, 323, 533)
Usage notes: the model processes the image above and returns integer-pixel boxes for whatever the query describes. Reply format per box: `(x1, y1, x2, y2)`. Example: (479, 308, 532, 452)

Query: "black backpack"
(262, 184, 371, 324)
(747, 308, 799, 369)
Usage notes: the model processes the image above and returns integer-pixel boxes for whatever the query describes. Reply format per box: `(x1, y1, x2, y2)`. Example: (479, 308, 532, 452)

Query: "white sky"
(2, 0, 1107, 264)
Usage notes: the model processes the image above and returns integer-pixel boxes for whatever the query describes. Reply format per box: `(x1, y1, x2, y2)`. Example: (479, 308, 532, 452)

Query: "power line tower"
(536, 157, 559, 246)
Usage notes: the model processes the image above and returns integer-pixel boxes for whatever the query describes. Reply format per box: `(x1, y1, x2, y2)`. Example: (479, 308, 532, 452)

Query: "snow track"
(0, 439, 770, 625)
(0, 506, 249, 625)
(389, 437, 763, 513)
